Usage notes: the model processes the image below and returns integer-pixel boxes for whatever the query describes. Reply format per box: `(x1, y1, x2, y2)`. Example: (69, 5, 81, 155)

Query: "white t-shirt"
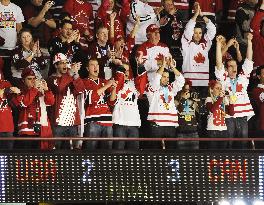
(0, 2, 24, 50)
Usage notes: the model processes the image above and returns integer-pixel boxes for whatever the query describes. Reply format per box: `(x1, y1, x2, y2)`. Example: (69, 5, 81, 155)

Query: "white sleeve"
(16, 6, 25, 23)
(215, 64, 226, 82)
(171, 73, 185, 96)
(241, 58, 254, 77)
(182, 19, 196, 42)
(205, 20, 216, 41)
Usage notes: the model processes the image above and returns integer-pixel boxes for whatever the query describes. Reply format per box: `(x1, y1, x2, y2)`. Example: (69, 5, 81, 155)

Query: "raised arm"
(246, 33, 253, 61)
(216, 35, 224, 70)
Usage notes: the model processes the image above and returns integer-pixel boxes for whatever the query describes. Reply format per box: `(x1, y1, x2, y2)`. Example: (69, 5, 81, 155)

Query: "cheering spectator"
(23, 0, 56, 50)
(48, 20, 84, 75)
(215, 34, 254, 149)
(175, 80, 200, 150)
(11, 28, 48, 87)
(15, 68, 54, 149)
(86, 25, 112, 79)
(112, 59, 147, 150)
(205, 80, 230, 149)
(47, 53, 85, 149)
(181, 2, 216, 90)
(82, 58, 117, 150)
(137, 24, 172, 82)
(146, 56, 185, 149)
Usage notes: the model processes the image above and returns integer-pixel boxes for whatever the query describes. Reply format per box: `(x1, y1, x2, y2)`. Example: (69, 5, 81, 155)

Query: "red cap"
(146, 24, 159, 34)
(21, 68, 36, 79)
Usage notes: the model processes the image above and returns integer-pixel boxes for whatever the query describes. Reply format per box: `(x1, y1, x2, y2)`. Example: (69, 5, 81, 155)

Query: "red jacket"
(250, 9, 264, 67)
(252, 85, 264, 131)
(0, 80, 14, 133)
(63, 0, 94, 37)
(47, 73, 85, 126)
(16, 88, 54, 136)
(97, 0, 125, 39)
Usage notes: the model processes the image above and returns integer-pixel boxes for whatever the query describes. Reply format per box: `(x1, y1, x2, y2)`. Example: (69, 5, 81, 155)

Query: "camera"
(33, 123, 41, 134)
(190, 92, 199, 100)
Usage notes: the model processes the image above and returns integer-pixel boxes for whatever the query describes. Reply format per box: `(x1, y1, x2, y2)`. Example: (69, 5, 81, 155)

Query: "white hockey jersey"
(181, 19, 216, 86)
(146, 72, 185, 126)
(112, 80, 141, 126)
(215, 59, 255, 120)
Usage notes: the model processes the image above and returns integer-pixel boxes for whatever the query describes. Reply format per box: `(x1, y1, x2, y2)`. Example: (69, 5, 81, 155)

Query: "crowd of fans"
(0, 0, 263, 150)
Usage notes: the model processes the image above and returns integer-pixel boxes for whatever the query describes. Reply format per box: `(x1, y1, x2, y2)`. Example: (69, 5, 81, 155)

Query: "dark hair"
(256, 65, 264, 75)
(17, 28, 33, 45)
(96, 24, 108, 35)
(194, 22, 205, 32)
(59, 19, 73, 29)
(59, 12, 71, 21)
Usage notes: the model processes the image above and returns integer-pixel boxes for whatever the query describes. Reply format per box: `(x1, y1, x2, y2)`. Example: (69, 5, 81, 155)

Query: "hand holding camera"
(34, 79, 46, 94)
(44, 1, 54, 12)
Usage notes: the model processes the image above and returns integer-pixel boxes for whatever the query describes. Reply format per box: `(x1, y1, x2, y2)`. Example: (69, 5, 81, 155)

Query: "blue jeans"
(207, 130, 228, 149)
(147, 124, 176, 149)
(0, 132, 13, 150)
(53, 125, 78, 149)
(83, 122, 113, 150)
(113, 124, 139, 150)
(226, 117, 248, 149)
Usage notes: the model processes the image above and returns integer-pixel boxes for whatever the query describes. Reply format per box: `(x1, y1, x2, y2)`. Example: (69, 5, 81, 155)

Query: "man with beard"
(145, 56, 185, 149)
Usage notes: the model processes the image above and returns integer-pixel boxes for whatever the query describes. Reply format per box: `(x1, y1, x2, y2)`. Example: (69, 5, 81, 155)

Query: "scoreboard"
(0, 150, 263, 203)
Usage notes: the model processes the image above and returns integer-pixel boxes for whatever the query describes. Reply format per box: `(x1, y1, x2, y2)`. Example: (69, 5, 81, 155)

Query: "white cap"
(53, 53, 68, 64)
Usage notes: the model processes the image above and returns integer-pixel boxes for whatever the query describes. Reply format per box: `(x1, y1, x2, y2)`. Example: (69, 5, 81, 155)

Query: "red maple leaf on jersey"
(121, 89, 131, 99)
(236, 84, 243, 92)
(155, 53, 165, 61)
(194, 52, 205, 64)
(228, 84, 243, 93)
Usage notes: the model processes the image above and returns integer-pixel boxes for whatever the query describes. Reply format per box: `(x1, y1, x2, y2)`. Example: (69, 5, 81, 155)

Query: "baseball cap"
(53, 53, 68, 64)
(146, 24, 159, 34)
